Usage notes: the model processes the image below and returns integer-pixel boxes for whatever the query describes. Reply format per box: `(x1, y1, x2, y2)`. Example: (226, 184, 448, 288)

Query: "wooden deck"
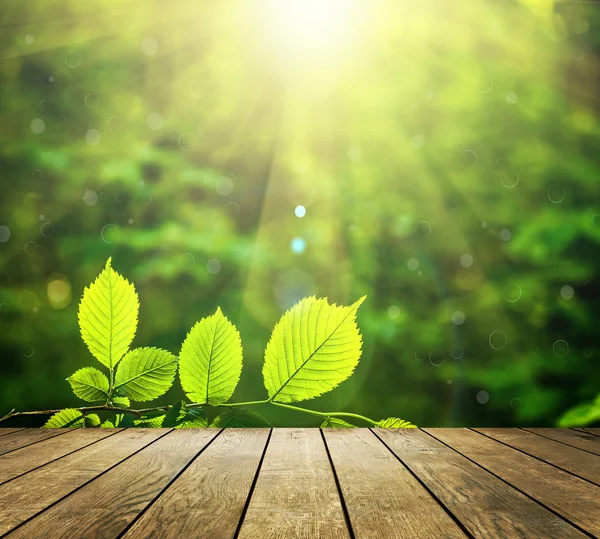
(0, 428, 599, 538)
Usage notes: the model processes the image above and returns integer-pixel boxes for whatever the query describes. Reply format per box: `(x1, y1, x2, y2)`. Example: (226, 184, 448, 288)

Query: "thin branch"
(270, 401, 379, 426)
(1, 398, 380, 428)
(0, 405, 144, 424)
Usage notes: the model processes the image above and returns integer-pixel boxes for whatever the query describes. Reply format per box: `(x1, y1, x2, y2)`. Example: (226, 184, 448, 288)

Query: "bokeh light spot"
(489, 330, 507, 350)
(101, 224, 120, 244)
(503, 282, 522, 303)
(429, 350, 445, 367)
(141, 37, 159, 56)
(290, 236, 306, 254)
(30, 118, 45, 134)
(0, 225, 11, 243)
(460, 254, 474, 268)
(451, 311, 466, 325)
(560, 285, 574, 300)
(553, 339, 569, 357)
(85, 129, 101, 145)
(47, 275, 71, 309)
(388, 305, 400, 319)
(476, 390, 489, 404)
(206, 258, 221, 274)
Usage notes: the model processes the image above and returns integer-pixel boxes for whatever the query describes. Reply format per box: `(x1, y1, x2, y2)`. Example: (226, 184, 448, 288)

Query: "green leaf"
(84, 414, 101, 427)
(133, 412, 166, 427)
(377, 417, 417, 428)
(320, 417, 356, 428)
(178, 307, 243, 405)
(210, 408, 271, 428)
(114, 347, 178, 402)
(111, 413, 165, 428)
(114, 414, 129, 427)
(111, 396, 131, 407)
(263, 296, 365, 403)
(67, 367, 109, 402)
(163, 401, 208, 428)
(78, 257, 139, 370)
(44, 409, 101, 428)
(558, 394, 600, 427)
(101, 419, 116, 428)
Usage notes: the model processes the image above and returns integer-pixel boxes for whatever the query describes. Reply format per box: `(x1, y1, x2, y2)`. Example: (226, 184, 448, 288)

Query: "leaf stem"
(0, 405, 146, 424)
(106, 368, 114, 406)
(270, 402, 379, 426)
(216, 399, 270, 408)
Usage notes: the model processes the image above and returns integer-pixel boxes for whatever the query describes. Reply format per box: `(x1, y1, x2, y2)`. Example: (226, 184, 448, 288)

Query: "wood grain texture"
(0, 428, 67, 456)
(0, 428, 119, 484)
(475, 428, 600, 485)
(522, 428, 600, 456)
(427, 428, 600, 536)
(238, 428, 349, 539)
(323, 428, 466, 539)
(7, 429, 217, 539)
(575, 428, 600, 437)
(374, 428, 585, 539)
(1, 428, 598, 539)
(0, 429, 26, 437)
(0, 429, 167, 535)
(123, 428, 269, 539)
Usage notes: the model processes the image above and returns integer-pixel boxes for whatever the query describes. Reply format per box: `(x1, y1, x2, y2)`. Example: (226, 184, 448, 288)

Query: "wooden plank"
(0, 429, 168, 535)
(522, 428, 600, 456)
(7, 429, 219, 539)
(575, 428, 600, 438)
(426, 428, 600, 536)
(123, 429, 270, 539)
(0, 429, 26, 437)
(0, 428, 67, 456)
(0, 428, 120, 484)
(475, 428, 600, 485)
(323, 428, 466, 538)
(375, 429, 586, 538)
(237, 428, 349, 539)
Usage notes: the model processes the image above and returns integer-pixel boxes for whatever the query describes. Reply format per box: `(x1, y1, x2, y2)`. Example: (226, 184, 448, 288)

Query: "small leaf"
(377, 417, 417, 428)
(114, 414, 129, 427)
(320, 417, 356, 428)
(133, 412, 166, 428)
(210, 408, 271, 428)
(67, 367, 109, 402)
(163, 401, 208, 428)
(179, 308, 243, 405)
(85, 414, 101, 427)
(111, 396, 131, 407)
(101, 419, 116, 428)
(114, 347, 178, 402)
(263, 296, 365, 403)
(78, 258, 139, 370)
(44, 409, 100, 428)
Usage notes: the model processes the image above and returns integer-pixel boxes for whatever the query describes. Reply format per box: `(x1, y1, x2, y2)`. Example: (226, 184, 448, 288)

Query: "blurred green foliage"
(0, 0, 599, 427)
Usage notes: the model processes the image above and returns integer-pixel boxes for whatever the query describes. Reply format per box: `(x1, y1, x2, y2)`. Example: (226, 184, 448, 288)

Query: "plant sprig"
(1, 258, 415, 430)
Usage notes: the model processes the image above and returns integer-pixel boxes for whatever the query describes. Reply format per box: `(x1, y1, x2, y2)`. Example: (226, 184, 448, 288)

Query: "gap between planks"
(373, 428, 588, 539)
(519, 428, 600, 457)
(426, 428, 600, 537)
(2, 429, 599, 539)
(0, 428, 124, 485)
(471, 428, 600, 487)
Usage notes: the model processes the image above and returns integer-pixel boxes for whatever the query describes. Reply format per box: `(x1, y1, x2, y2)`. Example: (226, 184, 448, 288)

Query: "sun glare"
(264, 0, 364, 59)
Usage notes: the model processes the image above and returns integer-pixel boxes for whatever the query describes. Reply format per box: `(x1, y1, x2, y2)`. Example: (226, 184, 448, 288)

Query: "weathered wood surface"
(0, 428, 598, 538)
